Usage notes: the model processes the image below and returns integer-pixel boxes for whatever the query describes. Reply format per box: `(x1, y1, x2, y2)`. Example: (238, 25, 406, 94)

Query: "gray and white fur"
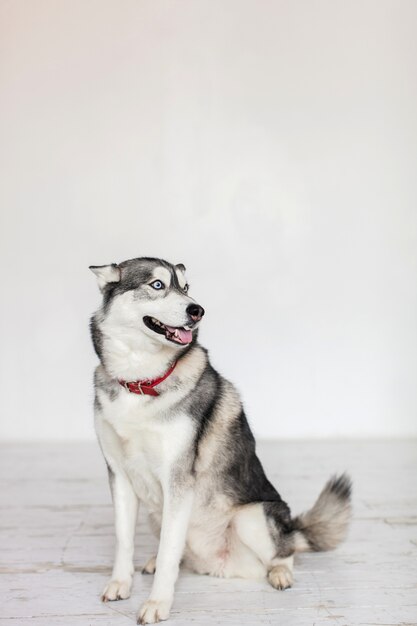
(89, 256, 352, 624)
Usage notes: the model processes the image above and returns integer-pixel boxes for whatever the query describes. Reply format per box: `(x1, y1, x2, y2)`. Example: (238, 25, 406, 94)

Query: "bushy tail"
(292, 474, 352, 552)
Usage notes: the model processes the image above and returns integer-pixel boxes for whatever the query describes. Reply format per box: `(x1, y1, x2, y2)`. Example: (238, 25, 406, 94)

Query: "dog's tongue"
(165, 326, 193, 344)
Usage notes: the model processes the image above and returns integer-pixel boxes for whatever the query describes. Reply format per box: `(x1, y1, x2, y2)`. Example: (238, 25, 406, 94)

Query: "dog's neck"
(98, 319, 182, 382)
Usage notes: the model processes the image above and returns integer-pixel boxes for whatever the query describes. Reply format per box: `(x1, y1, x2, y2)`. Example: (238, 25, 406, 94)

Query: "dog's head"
(90, 257, 204, 350)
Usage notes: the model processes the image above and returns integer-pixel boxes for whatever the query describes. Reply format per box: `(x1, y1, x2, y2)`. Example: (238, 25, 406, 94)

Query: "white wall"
(1, 0, 416, 440)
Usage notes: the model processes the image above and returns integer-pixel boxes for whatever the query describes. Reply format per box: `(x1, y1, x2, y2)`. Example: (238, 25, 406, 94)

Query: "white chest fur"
(95, 385, 195, 513)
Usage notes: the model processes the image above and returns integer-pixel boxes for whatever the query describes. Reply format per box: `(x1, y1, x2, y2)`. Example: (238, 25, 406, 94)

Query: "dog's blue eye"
(151, 280, 165, 290)
(184, 284, 189, 293)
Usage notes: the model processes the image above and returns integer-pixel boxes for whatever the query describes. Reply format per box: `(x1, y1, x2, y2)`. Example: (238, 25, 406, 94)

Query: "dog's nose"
(186, 303, 205, 322)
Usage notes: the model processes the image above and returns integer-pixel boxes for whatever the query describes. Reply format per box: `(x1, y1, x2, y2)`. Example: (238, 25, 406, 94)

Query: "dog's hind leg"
(101, 467, 139, 602)
(232, 502, 295, 590)
(232, 475, 352, 589)
(142, 555, 157, 575)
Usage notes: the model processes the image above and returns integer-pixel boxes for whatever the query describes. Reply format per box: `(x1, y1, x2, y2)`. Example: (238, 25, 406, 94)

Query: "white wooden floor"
(1, 440, 416, 626)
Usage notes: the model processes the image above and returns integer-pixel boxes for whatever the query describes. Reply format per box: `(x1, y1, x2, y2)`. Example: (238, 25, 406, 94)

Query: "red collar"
(119, 360, 177, 397)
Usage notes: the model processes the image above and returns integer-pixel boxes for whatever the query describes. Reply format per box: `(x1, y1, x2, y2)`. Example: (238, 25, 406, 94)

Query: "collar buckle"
(118, 360, 177, 398)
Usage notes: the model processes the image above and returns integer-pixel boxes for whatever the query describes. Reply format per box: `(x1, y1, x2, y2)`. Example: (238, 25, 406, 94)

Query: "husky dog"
(90, 256, 351, 625)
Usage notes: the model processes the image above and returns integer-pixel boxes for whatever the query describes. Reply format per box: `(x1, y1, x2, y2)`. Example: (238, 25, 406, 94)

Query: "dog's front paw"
(101, 578, 132, 601)
(137, 599, 171, 624)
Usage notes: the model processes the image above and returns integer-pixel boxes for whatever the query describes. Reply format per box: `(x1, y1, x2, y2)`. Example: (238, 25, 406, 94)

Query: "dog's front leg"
(137, 487, 194, 624)
(102, 469, 139, 602)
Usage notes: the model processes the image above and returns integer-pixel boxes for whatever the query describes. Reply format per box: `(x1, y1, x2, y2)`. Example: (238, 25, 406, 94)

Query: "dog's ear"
(175, 263, 186, 273)
(89, 264, 121, 291)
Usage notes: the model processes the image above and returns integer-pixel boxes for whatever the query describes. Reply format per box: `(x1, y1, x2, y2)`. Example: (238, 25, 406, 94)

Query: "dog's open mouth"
(143, 316, 193, 345)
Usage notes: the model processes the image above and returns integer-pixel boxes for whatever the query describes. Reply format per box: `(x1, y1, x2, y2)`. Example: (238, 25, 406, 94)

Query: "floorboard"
(1, 440, 416, 625)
